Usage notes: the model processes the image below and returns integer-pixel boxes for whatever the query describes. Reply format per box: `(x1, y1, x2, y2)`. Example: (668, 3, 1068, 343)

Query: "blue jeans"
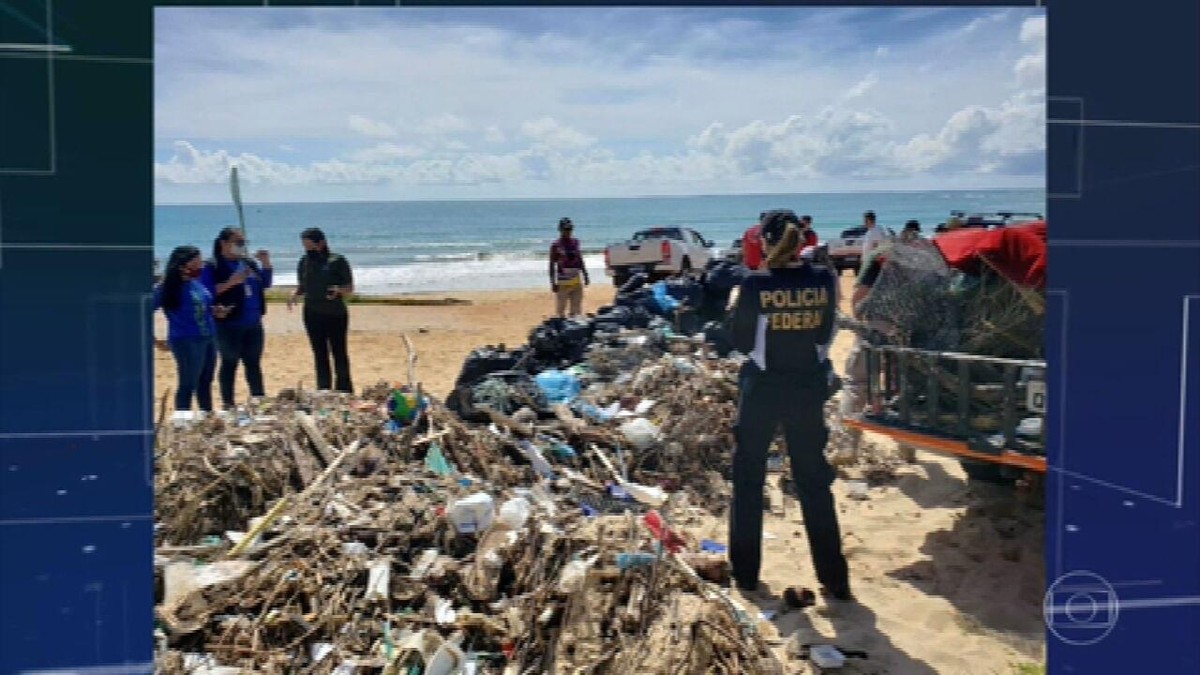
(170, 336, 216, 412)
(216, 322, 266, 408)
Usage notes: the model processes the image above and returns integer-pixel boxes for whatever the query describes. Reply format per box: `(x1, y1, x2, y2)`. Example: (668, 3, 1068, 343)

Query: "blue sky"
(154, 7, 1045, 204)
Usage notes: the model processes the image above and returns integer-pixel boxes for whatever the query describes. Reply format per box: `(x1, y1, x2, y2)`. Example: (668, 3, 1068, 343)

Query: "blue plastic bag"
(651, 281, 680, 313)
(535, 370, 582, 405)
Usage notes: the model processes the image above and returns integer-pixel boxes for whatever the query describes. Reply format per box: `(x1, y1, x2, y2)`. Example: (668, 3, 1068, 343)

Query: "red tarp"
(933, 220, 1047, 289)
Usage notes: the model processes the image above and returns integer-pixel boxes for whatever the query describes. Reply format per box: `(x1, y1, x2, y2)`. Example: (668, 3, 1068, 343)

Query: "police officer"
(727, 209, 851, 601)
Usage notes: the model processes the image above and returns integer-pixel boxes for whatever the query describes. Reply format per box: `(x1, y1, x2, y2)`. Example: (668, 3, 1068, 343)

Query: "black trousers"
(729, 367, 849, 592)
(215, 322, 266, 407)
(303, 310, 353, 393)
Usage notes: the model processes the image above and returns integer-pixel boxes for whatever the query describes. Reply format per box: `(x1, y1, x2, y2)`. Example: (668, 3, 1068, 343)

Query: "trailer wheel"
(959, 459, 1017, 485)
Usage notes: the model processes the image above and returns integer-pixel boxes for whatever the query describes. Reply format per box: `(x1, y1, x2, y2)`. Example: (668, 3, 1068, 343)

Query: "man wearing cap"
(727, 208, 852, 601)
(548, 217, 590, 317)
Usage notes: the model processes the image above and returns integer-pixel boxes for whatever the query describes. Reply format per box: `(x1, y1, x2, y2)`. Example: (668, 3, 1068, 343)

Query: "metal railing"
(859, 343, 1046, 458)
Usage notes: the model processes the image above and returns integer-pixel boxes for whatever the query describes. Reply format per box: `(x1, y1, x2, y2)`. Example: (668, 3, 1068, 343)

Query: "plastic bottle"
(557, 554, 599, 593)
(496, 497, 532, 531)
(449, 493, 495, 534)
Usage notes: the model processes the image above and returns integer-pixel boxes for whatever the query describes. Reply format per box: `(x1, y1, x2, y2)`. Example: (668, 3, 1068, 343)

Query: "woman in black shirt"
(288, 228, 355, 393)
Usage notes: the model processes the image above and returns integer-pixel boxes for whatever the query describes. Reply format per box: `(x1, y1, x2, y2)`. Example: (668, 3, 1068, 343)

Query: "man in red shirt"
(742, 213, 767, 270)
(799, 215, 819, 248)
(549, 217, 590, 317)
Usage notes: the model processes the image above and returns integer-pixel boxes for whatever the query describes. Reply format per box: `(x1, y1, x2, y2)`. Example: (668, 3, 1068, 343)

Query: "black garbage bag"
(618, 272, 650, 295)
(614, 287, 664, 319)
(675, 309, 703, 336)
(446, 347, 530, 418)
(702, 259, 747, 293)
(528, 317, 593, 367)
(703, 320, 735, 357)
(699, 260, 746, 323)
(453, 346, 528, 389)
(664, 277, 706, 310)
(591, 305, 631, 333)
(449, 370, 549, 423)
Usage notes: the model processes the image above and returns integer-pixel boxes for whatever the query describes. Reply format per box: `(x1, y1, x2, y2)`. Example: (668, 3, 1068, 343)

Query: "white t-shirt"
(861, 225, 887, 259)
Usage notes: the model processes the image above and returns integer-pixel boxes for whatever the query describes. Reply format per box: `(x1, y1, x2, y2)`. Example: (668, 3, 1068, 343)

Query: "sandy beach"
(153, 278, 1045, 673)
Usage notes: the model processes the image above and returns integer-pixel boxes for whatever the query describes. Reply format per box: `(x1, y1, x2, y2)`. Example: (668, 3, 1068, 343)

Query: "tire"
(613, 271, 630, 288)
(680, 257, 693, 275)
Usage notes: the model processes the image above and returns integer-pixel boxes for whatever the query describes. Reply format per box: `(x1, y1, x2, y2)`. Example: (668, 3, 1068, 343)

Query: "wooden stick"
(295, 411, 336, 465)
(402, 333, 419, 388)
(225, 440, 359, 559)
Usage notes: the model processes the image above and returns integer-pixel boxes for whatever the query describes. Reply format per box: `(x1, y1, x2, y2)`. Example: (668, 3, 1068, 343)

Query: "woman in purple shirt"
(201, 227, 274, 410)
(154, 245, 228, 412)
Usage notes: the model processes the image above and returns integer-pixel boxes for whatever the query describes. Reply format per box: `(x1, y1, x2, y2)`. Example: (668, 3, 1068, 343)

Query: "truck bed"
(843, 343, 1047, 473)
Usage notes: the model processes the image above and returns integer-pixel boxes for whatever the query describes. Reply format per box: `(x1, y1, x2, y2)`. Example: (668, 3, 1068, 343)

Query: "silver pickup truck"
(604, 226, 715, 287)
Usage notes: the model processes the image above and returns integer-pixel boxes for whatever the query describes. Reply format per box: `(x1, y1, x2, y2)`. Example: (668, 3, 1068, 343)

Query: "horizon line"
(154, 185, 1044, 208)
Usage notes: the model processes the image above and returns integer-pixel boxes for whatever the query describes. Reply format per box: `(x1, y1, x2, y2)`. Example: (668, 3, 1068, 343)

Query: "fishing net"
(954, 260, 1045, 359)
(854, 238, 1044, 360)
(855, 239, 961, 351)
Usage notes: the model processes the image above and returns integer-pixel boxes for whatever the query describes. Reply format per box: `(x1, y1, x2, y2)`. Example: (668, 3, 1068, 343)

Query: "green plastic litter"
(425, 443, 455, 476)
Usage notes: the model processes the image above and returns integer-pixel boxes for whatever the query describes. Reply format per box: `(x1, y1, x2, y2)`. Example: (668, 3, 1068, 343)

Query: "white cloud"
(154, 8, 1045, 201)
(1014, 16, 1046, 91)
(1020, 15, 1046, 43)
(519, 117, 596, 150)
(347, 143, 426, 163)
(417, 113, 471, 137)
(348, 114, 397, 139)
(842, 73, 879, 101)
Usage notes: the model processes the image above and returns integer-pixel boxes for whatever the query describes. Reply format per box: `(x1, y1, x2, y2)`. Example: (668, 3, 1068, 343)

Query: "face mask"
(230, 245, 246, 258)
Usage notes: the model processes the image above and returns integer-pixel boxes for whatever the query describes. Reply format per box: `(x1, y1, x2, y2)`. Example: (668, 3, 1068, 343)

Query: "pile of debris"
(156, 292, 844, 673)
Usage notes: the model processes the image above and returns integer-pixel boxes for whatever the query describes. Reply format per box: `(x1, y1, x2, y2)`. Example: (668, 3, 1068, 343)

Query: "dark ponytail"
(212, 227, 240, 264)
(160, 245, 201, 311)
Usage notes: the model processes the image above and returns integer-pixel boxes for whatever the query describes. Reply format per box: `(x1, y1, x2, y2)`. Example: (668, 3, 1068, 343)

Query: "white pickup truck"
(603, 226, 715, 286)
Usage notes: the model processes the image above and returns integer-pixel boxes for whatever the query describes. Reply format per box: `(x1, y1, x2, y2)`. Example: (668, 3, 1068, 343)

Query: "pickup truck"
(604, 227, 715, 287)
(935, 211, 1045, 233)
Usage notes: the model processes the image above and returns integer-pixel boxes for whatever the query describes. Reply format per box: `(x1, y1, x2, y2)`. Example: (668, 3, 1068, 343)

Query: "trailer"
(841, 343, 1047, 485)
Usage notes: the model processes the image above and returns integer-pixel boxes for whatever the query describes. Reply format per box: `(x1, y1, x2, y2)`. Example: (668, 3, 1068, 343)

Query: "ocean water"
(155, 188, 1045, 294)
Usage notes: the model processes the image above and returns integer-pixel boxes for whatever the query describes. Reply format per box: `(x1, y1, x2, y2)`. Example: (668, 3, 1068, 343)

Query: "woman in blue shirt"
(202, 228, 274, 410)
(154, 245, 227, 412)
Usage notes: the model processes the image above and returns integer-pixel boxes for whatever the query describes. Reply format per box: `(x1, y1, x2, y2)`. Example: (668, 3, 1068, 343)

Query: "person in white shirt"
(859, 210, 887, 261)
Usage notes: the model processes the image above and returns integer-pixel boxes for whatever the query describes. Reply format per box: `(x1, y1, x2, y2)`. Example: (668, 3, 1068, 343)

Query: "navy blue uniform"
(727, 263, 850, 596)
